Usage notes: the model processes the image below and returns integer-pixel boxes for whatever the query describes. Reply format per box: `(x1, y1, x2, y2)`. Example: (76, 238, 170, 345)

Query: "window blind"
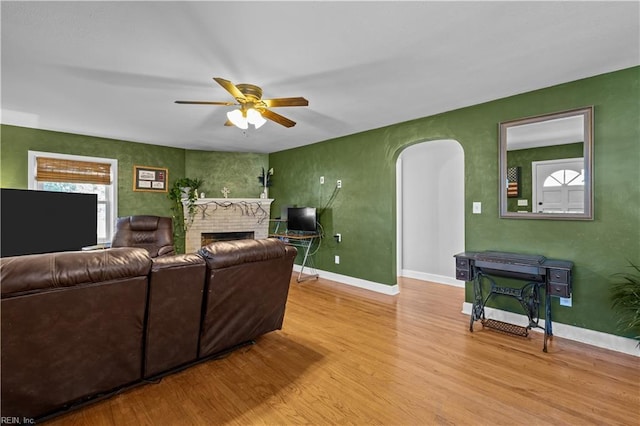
(35, 157, 112, 185)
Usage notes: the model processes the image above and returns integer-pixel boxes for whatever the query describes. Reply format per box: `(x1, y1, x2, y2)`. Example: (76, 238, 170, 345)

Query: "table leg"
(543, 284, 553, 352)
(296, 237, 319, 282)
(470, 272, 485, 332)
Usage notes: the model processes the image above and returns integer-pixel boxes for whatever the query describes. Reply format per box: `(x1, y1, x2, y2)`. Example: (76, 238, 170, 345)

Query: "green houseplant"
(610, 262, 640, 346)
(257, 167, 273, 198)
(167, 177, 203, 253)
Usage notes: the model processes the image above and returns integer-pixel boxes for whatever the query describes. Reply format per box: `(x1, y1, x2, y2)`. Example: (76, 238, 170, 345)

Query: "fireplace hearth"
(201, 231, 255, 246)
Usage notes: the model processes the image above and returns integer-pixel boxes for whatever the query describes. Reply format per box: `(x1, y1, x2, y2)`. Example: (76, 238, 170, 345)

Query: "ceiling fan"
(175, 77, 309, 129)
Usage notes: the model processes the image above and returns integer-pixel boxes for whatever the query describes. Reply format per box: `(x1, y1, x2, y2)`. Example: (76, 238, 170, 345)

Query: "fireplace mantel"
(185, 198, 274, 205)
(183, 198, 274, 253)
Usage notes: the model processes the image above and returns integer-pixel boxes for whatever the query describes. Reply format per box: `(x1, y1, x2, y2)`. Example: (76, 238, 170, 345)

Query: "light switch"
(472, 202, 481, 214)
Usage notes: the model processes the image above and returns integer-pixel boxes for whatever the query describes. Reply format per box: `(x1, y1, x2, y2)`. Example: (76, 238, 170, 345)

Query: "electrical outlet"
(335, 255, 340, 264)
(559, 297, 572, 307)
(337, 179, 342, 188)
(517, 199, 528, 206)
(472, 202, 482, 214)
(320, 176, 325, 184)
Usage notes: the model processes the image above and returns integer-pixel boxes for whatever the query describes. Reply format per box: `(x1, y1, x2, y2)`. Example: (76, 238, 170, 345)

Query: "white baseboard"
(292, 264, 399, 295)
(401, 269, 464, 287)
(462, 302, 639, 357)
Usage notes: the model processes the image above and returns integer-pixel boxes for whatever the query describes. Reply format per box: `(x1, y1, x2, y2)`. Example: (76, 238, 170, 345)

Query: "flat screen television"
(1, 188, 98, 257)
(287, 207, 317, 233)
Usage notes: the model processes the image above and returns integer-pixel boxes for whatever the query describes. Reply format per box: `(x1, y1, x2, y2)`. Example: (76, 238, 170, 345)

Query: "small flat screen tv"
(287, 207, 317, 233)
(1, 188, 98, 257)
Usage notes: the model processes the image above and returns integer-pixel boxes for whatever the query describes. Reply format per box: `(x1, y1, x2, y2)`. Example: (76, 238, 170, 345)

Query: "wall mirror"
(499, 106, 593, 220)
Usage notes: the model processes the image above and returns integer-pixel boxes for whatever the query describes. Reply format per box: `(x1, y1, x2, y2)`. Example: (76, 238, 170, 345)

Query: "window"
(543, 169, 585, 187)
(28, 151, 118, 243)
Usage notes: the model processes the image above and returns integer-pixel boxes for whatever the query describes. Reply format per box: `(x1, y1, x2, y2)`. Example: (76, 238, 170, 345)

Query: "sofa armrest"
(81, 242, 112, 251)
(151, 253, 204, 270)
(156, 245, 177, 257)
(198, 238, 295, 269)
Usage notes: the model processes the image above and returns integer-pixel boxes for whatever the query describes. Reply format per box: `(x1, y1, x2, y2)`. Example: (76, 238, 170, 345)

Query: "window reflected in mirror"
(499, 106, 593, 220)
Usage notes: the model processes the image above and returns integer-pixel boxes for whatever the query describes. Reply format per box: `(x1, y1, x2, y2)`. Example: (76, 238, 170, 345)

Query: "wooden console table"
(454, 251, 573, 352)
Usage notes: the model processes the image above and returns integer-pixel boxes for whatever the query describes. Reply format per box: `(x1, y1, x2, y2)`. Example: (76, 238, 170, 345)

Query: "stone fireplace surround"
(184, 198, 273, 254)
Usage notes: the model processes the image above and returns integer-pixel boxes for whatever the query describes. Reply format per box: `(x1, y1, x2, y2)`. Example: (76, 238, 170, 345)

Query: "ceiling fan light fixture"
(247, 108, 267, 129)
(227, 109, 248, 129)
(177, 77, 306, 129)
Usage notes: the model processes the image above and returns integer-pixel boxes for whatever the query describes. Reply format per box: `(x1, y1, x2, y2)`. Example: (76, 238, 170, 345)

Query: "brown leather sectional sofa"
(0, 238, 296, 422)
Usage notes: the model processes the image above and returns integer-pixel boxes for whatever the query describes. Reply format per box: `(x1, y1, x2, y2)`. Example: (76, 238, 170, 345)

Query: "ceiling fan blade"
(262, 97, 309, 108)
(213, 77, 246, 101)
(261, 109, 296, 128)
(175, 100, 236, 105)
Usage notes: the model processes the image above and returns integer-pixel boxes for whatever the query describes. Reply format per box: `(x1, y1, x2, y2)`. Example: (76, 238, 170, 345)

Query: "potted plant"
(168, 177, 203, 252)
(258, 167, 273, 198)
(610, 262, 640, 347)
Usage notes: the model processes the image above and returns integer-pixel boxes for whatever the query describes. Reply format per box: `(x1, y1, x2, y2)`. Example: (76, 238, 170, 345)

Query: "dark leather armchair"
(111, 215, 176, 257)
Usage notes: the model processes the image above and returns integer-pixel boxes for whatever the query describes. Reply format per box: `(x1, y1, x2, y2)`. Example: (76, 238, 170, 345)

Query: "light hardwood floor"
(47, 276, 639, 425)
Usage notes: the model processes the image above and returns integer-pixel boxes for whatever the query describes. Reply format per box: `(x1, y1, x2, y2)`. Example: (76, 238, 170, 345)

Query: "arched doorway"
(396, 139, 464, 286)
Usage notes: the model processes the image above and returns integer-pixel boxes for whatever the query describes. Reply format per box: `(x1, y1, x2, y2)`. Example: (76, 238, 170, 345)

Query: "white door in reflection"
(532, 158, 584, 213)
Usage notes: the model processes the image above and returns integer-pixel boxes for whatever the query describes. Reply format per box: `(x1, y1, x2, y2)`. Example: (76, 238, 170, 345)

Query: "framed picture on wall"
(507, 166, 521, 198)
(133, 165, 168, 192)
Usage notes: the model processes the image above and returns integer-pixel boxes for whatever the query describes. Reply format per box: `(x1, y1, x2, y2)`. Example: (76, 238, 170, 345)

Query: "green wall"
(0, 125, 184, 216)
(269, 66, 640, 337)
(506, 142, 584, 212)
(185, 150, 268, 199)
(0, 125, 267, 228)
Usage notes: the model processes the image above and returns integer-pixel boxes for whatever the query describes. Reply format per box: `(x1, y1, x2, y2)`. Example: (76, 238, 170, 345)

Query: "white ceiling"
(2, 1, 639, 153)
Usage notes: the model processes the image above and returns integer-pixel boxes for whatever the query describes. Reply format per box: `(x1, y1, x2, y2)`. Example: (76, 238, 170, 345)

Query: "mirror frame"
(499, 106, 593, 220)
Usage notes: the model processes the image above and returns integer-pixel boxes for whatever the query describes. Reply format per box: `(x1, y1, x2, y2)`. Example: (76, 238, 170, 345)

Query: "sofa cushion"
(1, 275, 149, 420)
(197, 238, 297, 357)
(198, 238, 289, 269)
(145, 254, 206, 378)
(0, 247, 151, 298)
